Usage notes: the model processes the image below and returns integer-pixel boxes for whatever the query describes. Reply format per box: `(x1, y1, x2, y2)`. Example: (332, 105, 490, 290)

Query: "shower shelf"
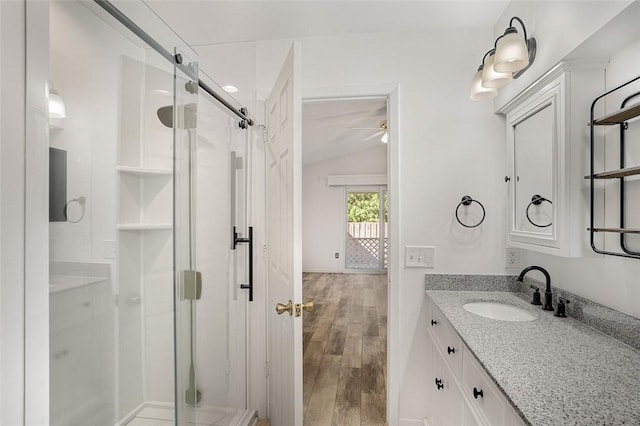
(116, 224, 172, 231)
(116, 166, 172, 176)
(584, 166, 640, 179)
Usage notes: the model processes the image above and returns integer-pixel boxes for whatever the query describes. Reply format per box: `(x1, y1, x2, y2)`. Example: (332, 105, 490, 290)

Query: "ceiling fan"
(347, 121, 388, 143)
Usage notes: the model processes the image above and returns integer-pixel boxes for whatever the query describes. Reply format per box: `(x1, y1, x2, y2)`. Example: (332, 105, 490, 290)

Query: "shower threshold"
(124, 403, 257, 426)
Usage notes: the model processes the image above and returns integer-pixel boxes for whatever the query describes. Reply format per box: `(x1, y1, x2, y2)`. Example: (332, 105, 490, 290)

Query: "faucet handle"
(554, 297, 570, 318)
(530, 285, 542, 306)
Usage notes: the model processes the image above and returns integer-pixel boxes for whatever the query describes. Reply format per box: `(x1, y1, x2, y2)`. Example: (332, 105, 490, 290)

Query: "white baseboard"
(398, 418, 430, 426)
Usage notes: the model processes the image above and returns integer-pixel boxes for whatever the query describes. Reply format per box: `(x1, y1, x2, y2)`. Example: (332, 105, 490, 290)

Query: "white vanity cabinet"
(425, 298, 526, 426)
(498, 61, 606, 257)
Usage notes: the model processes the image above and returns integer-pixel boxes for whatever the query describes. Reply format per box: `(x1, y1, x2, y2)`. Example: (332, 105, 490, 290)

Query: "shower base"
(124, 403, 257, 426)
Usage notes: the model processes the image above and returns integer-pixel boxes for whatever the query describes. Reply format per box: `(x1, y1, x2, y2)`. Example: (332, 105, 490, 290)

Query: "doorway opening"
(301, 97, 389, 425)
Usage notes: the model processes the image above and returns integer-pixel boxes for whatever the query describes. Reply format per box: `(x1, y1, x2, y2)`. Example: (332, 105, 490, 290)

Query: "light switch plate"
(405, 246, 435, 268)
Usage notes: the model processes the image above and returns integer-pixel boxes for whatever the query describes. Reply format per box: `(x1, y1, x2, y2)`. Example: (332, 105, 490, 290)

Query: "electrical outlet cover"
(505, 247, 520, 268)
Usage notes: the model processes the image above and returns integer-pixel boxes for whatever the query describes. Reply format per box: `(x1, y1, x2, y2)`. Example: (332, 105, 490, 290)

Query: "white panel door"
(266, 43, 302, 426)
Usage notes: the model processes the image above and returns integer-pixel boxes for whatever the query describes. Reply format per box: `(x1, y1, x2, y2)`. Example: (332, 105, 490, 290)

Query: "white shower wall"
(49, 1, 143, 423)
(49, 0, 179, 422)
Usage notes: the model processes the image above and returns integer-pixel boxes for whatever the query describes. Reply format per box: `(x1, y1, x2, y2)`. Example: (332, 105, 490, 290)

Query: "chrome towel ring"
(455, 195, 485, 228)
(525, 194, 552, 228)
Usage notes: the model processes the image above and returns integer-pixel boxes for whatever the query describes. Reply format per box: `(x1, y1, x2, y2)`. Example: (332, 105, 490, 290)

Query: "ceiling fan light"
(481, 51, 512, 89)
(494, 29, 529, 73)
(470, 67, 497, 101)
(381, 132, 388, 143)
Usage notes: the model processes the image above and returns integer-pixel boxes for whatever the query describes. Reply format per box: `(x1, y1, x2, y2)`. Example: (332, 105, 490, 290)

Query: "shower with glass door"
(47, 1, 256, 425)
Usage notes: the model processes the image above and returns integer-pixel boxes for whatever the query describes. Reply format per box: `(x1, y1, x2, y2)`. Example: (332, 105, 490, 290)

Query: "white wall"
(302, 145, 387, 272)
(254, 27, 507, 424)
(1, 1, 26, 424)
(250, 3, 640, 421)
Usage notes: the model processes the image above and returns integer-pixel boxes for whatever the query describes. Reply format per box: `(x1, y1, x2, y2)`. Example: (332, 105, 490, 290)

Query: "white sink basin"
(463, 301, 537, 322)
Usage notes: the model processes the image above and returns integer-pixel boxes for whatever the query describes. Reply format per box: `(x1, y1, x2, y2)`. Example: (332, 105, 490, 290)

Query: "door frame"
(302, 85, 400, 423)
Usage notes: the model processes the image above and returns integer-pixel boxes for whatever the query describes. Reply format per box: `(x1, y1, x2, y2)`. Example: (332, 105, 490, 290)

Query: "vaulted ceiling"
(302, 99, 387, 166)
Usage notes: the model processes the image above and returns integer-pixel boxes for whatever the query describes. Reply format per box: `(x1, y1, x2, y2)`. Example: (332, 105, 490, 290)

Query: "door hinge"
(181, 270, 202, 300)
(263, 244, 268, 261)
(258, 124, 267, 143)
(264, 362, 270, 377)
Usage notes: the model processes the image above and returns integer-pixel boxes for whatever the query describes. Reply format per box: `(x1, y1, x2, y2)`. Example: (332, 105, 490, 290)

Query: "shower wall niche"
(117, 55, 176, 415)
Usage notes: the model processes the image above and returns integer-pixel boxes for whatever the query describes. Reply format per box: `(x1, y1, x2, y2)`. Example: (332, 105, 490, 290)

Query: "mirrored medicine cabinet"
(499, 61, 607, 257)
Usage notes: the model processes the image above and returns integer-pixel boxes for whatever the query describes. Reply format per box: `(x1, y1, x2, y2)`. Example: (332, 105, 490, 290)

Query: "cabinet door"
(462, 349, 506, 426)
(430, 305, 463, 378)
(505, 77, 561, 252)
(424, 333, 439, 425)
(431, 342, 463, 426)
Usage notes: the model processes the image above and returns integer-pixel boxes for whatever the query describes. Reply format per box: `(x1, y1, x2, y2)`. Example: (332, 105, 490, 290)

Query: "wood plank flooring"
(303, 273, 388, 426)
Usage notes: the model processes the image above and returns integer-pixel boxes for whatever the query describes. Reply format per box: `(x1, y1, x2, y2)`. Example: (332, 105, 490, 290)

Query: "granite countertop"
(427, 290, 640, 425)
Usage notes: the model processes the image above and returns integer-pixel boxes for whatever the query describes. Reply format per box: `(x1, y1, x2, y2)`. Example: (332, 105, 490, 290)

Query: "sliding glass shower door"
(47, 1, 252, 425)
(173, 56, 252, 425)
(177, 70, 253, 425)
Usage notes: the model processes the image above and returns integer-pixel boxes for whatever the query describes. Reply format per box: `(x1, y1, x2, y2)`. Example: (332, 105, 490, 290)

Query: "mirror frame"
(505, 75, 565, 252)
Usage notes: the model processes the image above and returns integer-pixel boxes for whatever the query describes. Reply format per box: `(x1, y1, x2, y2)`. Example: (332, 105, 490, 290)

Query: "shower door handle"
(234, 226, 253, 302)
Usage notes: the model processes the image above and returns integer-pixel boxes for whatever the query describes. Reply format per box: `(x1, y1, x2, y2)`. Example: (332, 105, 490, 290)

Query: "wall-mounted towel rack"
(525, 194, 552, 228)
(455, 196, 485, 228)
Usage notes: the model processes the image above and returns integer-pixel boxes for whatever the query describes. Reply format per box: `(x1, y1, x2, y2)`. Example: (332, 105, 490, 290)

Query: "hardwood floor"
(303, 273, 387, 426)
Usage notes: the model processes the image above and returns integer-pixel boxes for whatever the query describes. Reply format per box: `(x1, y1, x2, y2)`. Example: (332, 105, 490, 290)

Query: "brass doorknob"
(275, 300, 293, 316)
(301, 301, 314, 312)
(294, 300, 314, 317)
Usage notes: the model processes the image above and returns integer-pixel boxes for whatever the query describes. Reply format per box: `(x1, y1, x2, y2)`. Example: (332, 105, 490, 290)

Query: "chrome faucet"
(517, 266, 554, 311)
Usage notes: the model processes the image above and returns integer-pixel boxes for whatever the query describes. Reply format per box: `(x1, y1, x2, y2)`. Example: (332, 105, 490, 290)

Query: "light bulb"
(381, 132, 388, 143)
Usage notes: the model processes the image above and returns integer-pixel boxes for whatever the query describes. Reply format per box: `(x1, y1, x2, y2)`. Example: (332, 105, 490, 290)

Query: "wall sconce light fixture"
(470, 16, 537, 101)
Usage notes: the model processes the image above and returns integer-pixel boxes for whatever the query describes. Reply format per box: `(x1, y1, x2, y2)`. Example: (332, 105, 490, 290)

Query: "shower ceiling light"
(223, 85, 238, 93)
(470, 16, 536, 101)
(49, 85, 66, 119)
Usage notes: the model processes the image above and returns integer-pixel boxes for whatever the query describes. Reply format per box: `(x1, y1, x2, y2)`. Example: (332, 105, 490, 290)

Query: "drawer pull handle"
(431, 319, 438, 326)
(447, 346, 455, 355)
(435, 378, 444, 390)
(473, 387, 484, 399)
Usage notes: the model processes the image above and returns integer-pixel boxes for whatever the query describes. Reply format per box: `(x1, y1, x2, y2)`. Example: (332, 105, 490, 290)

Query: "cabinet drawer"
(462, 349, 505, 426)
(429, 303, 463, 378)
